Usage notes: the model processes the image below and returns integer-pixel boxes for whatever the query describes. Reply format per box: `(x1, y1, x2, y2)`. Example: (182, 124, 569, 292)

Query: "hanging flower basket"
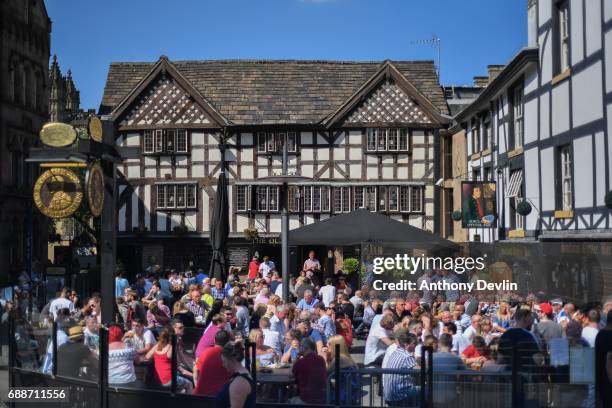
(452, 210, 463, 221)
(605, 191, 612, 209)
(244, 227, 259, 242)
(516, 200, 532, 216)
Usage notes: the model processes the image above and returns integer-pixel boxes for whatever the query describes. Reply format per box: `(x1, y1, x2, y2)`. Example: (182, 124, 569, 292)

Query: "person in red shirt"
(290, 337, 327, 404)
(461, 336, 488, 369)
(248, 256, 260, 281)
(193, 329, 231, 396)
(334, 306, 353, 348)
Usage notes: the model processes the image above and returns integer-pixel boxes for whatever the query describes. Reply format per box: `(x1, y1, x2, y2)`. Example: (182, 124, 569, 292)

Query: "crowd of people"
(5, 250, 612, 407)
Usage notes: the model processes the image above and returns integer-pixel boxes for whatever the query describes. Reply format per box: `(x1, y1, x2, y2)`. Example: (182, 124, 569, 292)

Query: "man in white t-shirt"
(258, 256, 275, 280)
(364, 313, 395, 366)
(48, 287, 75, 321)
(582, 309, 600, 347)
(319, 278, 336, 308)
(462, 314, 482, 343)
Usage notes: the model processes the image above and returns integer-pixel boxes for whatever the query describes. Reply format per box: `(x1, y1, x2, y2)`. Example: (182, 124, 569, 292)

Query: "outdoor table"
(256, 367, 294, 402)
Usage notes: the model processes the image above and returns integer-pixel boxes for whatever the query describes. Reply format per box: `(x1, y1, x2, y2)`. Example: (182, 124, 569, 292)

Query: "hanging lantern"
(516, 200, 532, 216)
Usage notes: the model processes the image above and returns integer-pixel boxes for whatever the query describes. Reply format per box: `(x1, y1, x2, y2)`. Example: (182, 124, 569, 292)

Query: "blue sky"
(46, 0, 527, 110)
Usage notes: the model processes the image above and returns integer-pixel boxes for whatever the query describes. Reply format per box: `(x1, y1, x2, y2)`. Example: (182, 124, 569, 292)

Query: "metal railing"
(7, 316, 605, 408)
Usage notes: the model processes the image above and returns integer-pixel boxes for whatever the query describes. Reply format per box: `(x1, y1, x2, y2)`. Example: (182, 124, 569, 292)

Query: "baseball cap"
(539, 303, 552, 315)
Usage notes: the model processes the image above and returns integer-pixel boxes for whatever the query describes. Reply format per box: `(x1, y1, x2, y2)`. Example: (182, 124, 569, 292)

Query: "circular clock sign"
(86, 162, 105, 217)
(33, 168, 83, 219)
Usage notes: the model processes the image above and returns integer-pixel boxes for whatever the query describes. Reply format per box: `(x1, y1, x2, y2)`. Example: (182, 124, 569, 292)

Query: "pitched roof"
(100, 59, 448, 126)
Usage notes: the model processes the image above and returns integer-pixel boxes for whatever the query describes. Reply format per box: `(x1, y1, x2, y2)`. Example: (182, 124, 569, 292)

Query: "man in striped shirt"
(382, 331, 420, 407)
(187, 289, 209, 324)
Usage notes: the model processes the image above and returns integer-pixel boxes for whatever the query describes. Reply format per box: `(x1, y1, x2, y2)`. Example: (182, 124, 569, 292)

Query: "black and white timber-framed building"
(99, 58, 450, 273)
(450, 0, 612, 244)
(446, 0, 612, 299)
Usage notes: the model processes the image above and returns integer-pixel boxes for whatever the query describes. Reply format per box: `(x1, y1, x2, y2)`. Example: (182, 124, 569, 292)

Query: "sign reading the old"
(39, 122, 77, 148)
(86, 162, 105, 217)
(89, 116, 103, 142)
(33, 168, 83, 219)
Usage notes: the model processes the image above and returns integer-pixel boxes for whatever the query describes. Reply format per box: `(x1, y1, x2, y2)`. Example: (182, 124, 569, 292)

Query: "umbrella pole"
(282, 135, 290, 303)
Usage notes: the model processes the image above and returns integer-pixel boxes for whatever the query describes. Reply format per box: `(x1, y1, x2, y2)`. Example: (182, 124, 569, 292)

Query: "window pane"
(367, 129, 377, 151)
(321, 186, 330, 212)
(269, 187, 278, 211)
(287, 132, 297, 152)
(342, 187, 350, 212)
(267, 133, 275, 152)
(399, 129, 408, 150)
(411, 187, 422, 212)
(288, 186, 299, 212)
(176, 129, 187, 153)
(365, 187, 376, 211)
(313, 186, 321, 212)
(187, 185, 196, 208)
(389, 187, 398, 211)
(354, 186, 364, 209)
(257, 186, 268, 211)
(400, 186, 409, 212)
(167, 185, 176, 208)
(388, 129, 398, 150)
(377, 129, 387, 151)
(157, 185, 166, 209)
(166, 129, 176, 152)
(276, 133, 285, 153)
(304, 186, 312, 212)
(155, 130, 163, 152)
(236, 186, 245, 211)
(333, 187, 342, 213)
(257, 132, 267, 152)
(144, 130, 153, 153)
(176, 185, 186, 208)
(379, 186, 387, 211)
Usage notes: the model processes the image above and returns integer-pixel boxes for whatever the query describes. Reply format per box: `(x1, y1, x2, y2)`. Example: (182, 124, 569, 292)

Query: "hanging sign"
(86, 162, 105, 217)
(461, 181, 497, 228)
(39, 122, 77, 147)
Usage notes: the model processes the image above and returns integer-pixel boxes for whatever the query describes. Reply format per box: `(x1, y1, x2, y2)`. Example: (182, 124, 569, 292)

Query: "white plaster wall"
(571, 0, 585, 65)
(572, 61, 603, 127)
(552, 81, 570, 136)
(585, 0, 602, 57)
(540, 147, 556, 211)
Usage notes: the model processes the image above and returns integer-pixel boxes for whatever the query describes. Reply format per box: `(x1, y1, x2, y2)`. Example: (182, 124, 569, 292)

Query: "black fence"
(5, 316, 605, 408)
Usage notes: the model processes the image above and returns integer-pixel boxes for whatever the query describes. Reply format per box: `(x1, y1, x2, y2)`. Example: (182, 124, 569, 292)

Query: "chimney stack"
(473, 76, 488, 87)
(487, 65, 505, 83)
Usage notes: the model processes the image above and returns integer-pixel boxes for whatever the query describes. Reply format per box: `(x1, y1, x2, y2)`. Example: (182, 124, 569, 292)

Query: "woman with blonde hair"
(248, 328, 277, 367)
(492, 301, 511, 333)
(327, 335, 360, 405)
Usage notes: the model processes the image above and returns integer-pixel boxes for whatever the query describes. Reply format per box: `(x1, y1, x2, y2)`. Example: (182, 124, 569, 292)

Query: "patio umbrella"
(209, 170, 229, 282)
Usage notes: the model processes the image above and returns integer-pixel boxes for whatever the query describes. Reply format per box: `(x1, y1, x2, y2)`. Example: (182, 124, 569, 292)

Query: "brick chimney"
(473, 76, 488, 87)
(487, 65, 505, 83)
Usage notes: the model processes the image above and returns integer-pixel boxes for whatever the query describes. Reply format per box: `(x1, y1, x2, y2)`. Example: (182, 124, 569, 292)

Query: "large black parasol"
(209, 170, 229, 282)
